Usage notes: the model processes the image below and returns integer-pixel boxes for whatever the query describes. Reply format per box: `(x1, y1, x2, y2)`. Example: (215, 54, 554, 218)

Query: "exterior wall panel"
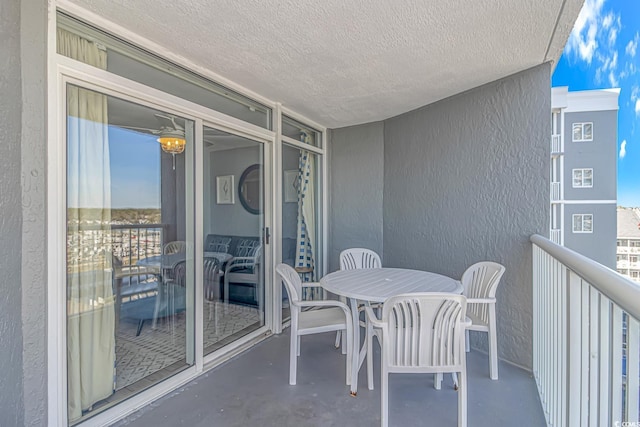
(1, 0, 25, 424)
(563, 110, 617, 201)
(382, 65, 551, 368)
(564, 204, 617, 269)
(328, 123, 384, 272)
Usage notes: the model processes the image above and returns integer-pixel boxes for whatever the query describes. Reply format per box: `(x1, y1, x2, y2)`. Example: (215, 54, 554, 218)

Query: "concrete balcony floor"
(116, 330, 545, 427)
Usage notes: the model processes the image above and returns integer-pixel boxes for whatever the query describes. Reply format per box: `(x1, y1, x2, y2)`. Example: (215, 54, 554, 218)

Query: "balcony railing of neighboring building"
(532, 234, 640, 426)
(67, 223, 166, 269)
(550, 229, 561, 245)
(551, 134, 562, 155)
(551, 182, 561, 202)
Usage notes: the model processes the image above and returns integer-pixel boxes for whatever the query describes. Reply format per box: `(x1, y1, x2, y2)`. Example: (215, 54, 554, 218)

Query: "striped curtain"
(295, 133, 319, 299)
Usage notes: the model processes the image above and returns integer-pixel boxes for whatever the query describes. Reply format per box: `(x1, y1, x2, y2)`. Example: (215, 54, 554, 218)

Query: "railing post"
(627, 318, 639, 422)
(567, 270, 581, 426)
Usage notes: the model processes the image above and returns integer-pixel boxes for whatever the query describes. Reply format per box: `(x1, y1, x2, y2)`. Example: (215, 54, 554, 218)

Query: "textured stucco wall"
(20, 0, 48, 424)
(1, 0, 25, 424)
(328, 122, 384, 272)
(383, 64, 550, 368)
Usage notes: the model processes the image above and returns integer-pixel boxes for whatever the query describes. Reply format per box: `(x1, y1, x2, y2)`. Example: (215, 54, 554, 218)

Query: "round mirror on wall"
(238, 164, 261, 215)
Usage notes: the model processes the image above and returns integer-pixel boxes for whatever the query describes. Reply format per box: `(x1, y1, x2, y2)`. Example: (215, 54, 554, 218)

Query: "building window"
(631, 271, 640, 279)
(631, 241, 640, 248)
(631, 256, 639, 263)
(572, 168, 593, 188)
(572, 214, 593, 233)
(572, 122, 593, 142)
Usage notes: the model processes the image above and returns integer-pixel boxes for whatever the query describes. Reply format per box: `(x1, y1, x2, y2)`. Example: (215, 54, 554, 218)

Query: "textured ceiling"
(68, 0, 583, 128)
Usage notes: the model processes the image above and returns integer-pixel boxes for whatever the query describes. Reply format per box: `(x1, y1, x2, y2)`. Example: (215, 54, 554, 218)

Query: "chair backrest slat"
(461, 262, 505, 323)
(203, 258, 220, 301)
(339, 248, 381, 270)
(164, 241, 186, 255)
(382, 293, 466, 370)
(276, 264, 303, 309)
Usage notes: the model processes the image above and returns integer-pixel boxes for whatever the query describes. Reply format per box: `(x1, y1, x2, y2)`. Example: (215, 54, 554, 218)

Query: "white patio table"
(137, 251, 233, 274)
(320, 267, 463, 396)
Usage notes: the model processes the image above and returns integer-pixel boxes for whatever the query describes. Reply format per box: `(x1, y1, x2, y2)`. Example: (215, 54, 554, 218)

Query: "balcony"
(116, 329, 545, 426)
(550, 229, 561, 245)
(532, 235, 640, 425)
(551, 182, 561, 202)
(551, 134, 562, 156)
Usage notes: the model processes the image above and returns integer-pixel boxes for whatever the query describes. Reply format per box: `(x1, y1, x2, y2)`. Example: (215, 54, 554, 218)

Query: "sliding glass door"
(202, 126, 266, 356)
(65, 84, 195, 423)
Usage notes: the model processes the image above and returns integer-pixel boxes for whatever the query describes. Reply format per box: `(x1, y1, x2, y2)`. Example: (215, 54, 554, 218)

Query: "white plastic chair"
(276, 264, 353, 386)
(337, 248, 382, 388)
(340, 248, 382, 271)
(163, 240, 186, 255)
(335, 248, 382, 346)
(461, 261, 506, 380)
(366, 293, 468, 427)
(203, 257, 221, 334)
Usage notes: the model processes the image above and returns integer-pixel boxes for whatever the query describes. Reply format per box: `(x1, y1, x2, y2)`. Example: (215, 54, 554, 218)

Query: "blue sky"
(552, 0, 640, 207)
(109, 127, 160, 209)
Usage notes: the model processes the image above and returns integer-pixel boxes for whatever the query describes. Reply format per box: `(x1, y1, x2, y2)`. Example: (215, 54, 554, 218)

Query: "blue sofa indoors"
(204, 234, 297, 306)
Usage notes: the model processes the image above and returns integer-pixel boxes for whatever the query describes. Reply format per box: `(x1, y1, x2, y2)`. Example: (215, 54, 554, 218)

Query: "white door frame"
(49, 57, 275, 426)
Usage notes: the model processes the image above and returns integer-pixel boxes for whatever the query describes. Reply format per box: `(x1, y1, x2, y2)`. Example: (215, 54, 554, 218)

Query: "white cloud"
(566, 0, 606, 63)
(631, 85, 640, 102)
(620, 140, 626, 159)
(626, 33, 639, 57)
(609, 70, 618, 87)
(636, 99, 640, 116)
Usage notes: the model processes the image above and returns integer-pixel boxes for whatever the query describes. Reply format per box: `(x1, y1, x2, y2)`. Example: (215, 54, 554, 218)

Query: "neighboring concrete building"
(550, 87, 619, 269)
(617, 207, 640, 282)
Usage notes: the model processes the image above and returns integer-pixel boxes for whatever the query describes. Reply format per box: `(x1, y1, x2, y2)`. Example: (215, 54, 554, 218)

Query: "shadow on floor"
(114, 330, 545, 427)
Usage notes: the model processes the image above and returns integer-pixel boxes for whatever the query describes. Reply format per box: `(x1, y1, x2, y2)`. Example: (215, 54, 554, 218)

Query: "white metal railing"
(550, 229, 561, 245)
(551, 134, 562, 154)
(532, 234, 640, 426)
(551, 182, 561, 202)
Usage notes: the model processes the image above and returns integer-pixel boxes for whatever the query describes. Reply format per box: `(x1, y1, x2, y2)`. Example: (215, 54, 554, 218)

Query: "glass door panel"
(202, 126, 265, 356)
(281, 143, 321, 322)
(65, 84, 194, 423)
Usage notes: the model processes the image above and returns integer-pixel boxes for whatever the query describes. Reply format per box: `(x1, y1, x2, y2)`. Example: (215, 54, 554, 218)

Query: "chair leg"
(297, 336, 301, 357)
(489, 308, 498, 380)
(136, 319, 145, 336)
(335, 330, 342, 348)
(452, 373, 458, 390)
(465, 329, 470, 352)
(289, 328, 298, 385)
(434, 372, 442, 390)
(381, 368, 389, 427)
(458, 369, 467, 427)
(366, 320, 374, 390)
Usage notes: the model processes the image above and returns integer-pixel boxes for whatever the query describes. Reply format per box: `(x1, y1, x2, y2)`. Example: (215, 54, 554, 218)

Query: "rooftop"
(618, 207, 640, 239)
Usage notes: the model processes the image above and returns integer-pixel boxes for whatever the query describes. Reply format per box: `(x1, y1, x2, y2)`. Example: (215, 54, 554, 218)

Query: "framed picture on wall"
(216, 175, 235, 204)
(284, 170, 299, 203)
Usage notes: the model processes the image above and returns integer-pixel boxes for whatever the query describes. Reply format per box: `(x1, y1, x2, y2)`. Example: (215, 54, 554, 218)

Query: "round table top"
(320, 267, 462, 303)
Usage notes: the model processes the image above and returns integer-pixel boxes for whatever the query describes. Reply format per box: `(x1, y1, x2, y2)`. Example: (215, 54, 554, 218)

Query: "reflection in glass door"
(281, 138, 322, 323)
(65, 84, 194, 423)
(202, 126, 265, 356)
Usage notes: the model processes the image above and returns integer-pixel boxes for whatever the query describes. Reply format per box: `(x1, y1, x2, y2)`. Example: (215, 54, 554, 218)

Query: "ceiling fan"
(121, 113, 187, 169)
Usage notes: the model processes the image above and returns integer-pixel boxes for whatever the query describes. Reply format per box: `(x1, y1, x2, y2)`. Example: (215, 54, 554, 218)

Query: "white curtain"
(295, 133, 319, 299)
(59, 28, 116, 422)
